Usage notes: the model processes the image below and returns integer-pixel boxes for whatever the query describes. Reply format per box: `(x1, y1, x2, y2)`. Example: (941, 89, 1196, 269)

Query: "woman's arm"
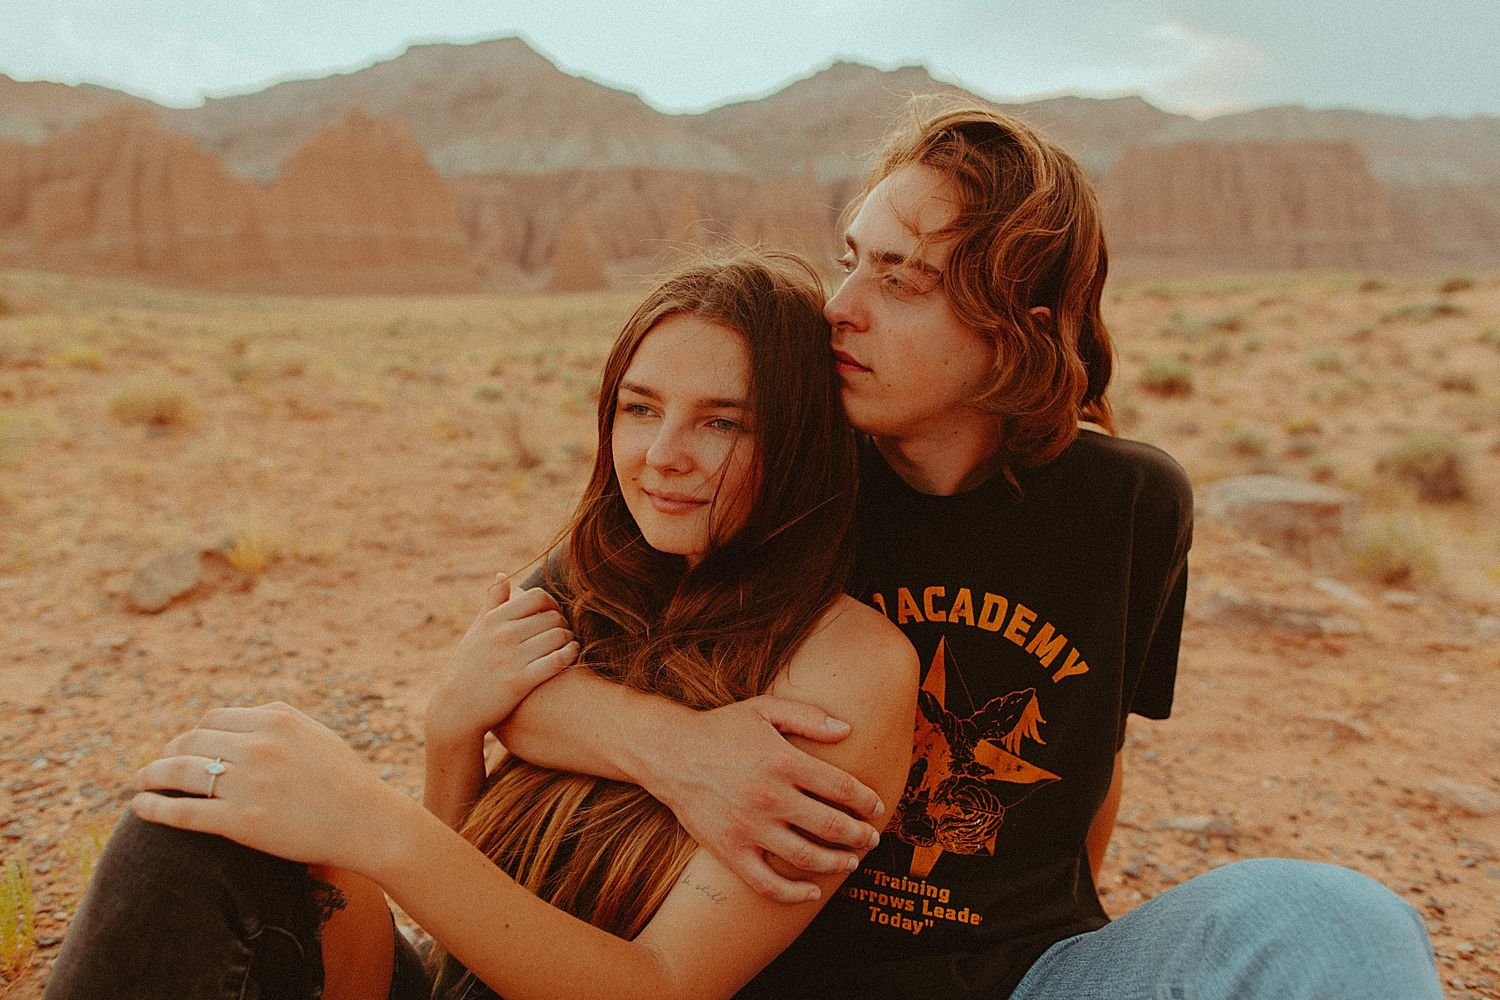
(422, 577, 577, 827)
(387, 596, 920, 1000)
(498, 646, 891, 900)
(133, 599, 917, 1000)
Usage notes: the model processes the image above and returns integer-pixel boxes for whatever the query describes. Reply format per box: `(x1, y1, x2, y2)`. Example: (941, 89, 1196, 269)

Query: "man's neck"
(873, 418, 1005, 496)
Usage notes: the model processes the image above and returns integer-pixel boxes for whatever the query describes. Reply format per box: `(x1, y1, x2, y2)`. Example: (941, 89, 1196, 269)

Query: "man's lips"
(832, 349, 871, 374)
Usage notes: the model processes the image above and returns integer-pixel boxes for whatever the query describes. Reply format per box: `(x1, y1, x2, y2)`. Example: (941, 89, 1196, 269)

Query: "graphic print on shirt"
(894, 637, 1059, 877)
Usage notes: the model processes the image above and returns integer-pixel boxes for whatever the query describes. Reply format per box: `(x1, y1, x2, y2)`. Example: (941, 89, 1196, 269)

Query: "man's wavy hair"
(857, 97, 1116, 471)
(430, 249, 857, 995)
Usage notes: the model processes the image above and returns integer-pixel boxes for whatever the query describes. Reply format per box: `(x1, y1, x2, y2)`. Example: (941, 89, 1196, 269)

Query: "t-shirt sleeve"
(1119, 451, 1194, 744)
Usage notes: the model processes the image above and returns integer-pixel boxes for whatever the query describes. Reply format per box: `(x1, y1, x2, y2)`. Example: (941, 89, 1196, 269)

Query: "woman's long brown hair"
(431, 250, 857, 996)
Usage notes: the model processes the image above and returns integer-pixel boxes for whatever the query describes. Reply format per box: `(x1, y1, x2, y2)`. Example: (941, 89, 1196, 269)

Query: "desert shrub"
(46, 344, 105, 370)
(1242, 334, 1264, 353)
(1221, 427, 1271, 459)
(1284, 415, 1324, 437)
(504, 409, 544, 470)
(108, 381, 194, 427)
(1437, 274, 1475, 294)
(1346, 517, 1438, 586)
(0, 851, 35, 979)
(1436, 372, 1478, 394)
(1139, 358, 1193, 398)
(472, 383, 507, 403)
(1375, 432, 1471, 502)
(1306, 349, 1343, 373)
(224, 524, 283, 575)
(1170, 310, 1245, 338)
(1377, 300, 1466, 325)
(1479, 328, 1500, 350)
(1356, 277, 1386, 293)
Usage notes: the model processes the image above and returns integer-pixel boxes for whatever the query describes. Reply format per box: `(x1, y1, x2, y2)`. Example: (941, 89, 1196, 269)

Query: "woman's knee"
(93, 807, 307, 911)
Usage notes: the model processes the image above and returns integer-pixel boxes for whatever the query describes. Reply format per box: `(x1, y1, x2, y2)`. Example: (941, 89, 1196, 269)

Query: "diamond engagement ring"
(205, 757, 227, 798)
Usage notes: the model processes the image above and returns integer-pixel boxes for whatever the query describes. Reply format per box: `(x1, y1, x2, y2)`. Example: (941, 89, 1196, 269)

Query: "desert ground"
(1, 267, 1497, 998)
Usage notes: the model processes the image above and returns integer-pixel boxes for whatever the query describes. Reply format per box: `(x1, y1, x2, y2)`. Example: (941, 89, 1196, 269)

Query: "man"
(498, 101, 1441, 999)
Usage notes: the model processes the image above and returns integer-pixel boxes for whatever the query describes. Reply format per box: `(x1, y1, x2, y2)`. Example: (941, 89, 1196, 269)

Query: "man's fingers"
(759, 827, 861, 876)
(750, 695, 851, 744)
(731, 852, 822, 905)
(790, 751, 884, 824)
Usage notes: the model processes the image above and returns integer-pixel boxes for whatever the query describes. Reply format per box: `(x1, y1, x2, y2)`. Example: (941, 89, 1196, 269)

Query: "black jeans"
(44, 809, 433, 1000)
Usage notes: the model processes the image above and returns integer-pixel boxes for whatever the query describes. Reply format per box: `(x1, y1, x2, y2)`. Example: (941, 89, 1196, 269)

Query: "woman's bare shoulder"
(776, 595, 917, 706)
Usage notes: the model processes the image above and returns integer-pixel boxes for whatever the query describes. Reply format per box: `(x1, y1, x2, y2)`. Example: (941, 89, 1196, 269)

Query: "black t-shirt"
(741, 430, 1192, 1000)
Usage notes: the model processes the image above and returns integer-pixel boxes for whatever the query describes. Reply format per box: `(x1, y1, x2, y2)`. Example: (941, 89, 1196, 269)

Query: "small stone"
(1156, 814, 1239, 837)
(1191, 587, 1364, 637)
(1296, 712, 1373, 741)
(1313, 578, 1372, 609)
(1426, 780, 1500, 817)
(1200, 475, 1356, 559)
(127, 546, 204, 613)
(30, 756, 49, 769)
(1382, 590, 1420, 607)
(92, 634, 131, 651)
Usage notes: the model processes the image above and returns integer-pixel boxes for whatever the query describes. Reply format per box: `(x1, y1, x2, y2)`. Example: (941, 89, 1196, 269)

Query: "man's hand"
(643, 696, 887, 904)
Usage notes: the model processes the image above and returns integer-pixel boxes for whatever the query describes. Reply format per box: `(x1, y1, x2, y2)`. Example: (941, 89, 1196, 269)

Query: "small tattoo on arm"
(678, 872, 728, 904)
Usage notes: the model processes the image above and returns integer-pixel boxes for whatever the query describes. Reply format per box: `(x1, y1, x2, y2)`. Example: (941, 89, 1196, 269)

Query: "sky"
(1, 0, 1497, 120)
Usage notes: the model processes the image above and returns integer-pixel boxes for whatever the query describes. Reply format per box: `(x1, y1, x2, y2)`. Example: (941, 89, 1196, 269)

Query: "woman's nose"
(645, 423, 691, 472)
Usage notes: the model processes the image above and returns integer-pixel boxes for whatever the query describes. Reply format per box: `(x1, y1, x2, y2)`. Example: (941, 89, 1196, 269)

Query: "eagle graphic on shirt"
(893, 638, 1060, 877)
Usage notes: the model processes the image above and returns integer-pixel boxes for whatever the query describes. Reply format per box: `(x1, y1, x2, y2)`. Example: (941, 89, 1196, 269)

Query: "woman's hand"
(426, 575, 579, 747)
(131, 702, 408, 872)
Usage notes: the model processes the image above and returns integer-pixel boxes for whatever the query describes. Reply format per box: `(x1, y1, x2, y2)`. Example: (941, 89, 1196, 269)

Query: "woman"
(44, 251, 918, 1000)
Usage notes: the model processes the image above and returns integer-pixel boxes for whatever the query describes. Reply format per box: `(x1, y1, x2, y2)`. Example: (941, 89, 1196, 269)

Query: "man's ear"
(1028, 305, 1053, 327)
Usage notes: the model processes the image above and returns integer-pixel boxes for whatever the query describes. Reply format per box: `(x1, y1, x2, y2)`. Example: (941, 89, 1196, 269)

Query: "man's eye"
(833, 254, 854, 274)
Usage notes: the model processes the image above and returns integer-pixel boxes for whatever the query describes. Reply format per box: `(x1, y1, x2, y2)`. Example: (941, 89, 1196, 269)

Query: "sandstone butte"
(0, 107, 477, 291)
(1102, 140, 1406, 269)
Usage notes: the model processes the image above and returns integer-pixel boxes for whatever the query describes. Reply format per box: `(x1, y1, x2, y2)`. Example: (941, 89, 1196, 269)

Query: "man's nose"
(824, 273, 866, 331)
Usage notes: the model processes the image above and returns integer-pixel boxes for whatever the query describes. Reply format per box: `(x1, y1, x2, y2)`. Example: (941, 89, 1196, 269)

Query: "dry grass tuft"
(0, 851, 36, 980)
(1139, 358, 1194, 398)
(1346, 516, 1440, 586)
(108, 380, 195, 427)
(1375, 432, 1471, 502)
(224, 523, 284, 575)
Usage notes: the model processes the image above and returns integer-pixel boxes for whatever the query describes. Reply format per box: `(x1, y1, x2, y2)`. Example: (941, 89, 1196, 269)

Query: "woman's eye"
(708, 417, 742, 433)
(619, 402, 654, 418)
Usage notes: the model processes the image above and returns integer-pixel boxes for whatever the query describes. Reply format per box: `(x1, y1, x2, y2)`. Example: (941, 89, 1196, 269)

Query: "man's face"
(826, 164, 996, 442)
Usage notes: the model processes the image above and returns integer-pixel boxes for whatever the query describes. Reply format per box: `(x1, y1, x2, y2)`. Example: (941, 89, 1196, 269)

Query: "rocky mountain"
(0, 107, 475, 289)
(0, 73, 153, 144)
(1102, 141, 1403, 269)
(163, 38, 743, 183)
(1, 37, 1497, 290)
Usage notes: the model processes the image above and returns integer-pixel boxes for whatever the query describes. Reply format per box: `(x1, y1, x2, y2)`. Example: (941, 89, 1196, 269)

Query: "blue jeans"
(1010, 859, 1443, 1000)
(44, 809, 434, 1000)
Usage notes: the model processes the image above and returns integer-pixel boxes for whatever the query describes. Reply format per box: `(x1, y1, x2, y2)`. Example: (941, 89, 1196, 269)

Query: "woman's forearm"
(371, 793, 687, 1000)
(421, 723, 487, 829)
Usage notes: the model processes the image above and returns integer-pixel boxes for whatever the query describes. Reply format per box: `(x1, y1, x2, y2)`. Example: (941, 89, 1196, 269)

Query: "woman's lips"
(644, 488, 707, 514)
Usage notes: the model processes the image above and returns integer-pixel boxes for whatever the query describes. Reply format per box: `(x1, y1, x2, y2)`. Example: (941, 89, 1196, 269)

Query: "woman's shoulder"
(777, 596, 918, 704)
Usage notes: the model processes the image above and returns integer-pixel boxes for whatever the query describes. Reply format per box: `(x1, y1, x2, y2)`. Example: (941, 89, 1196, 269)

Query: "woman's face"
(611, 313, 758, 565)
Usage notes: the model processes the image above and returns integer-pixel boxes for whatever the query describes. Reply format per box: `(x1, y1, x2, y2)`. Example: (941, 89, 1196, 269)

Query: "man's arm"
(1085, 751, 1124, 880)
(496, 653, 890, 903)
